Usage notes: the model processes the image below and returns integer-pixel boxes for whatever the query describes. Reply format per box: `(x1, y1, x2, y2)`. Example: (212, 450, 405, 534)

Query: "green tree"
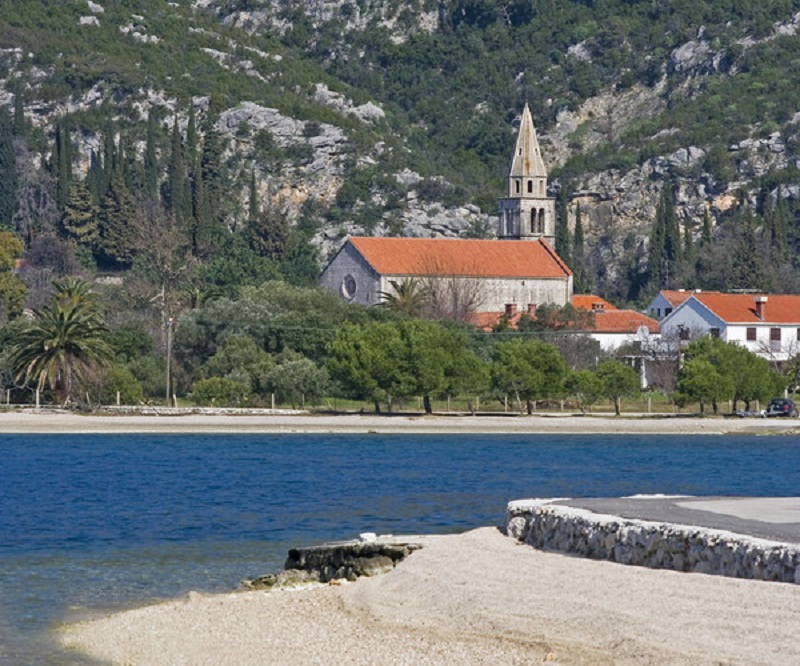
(565, 369, 603, 414)
(595, 359, 639, 415)
(572, 204, 589, 293)
(674, 358, 733, 414)
(262, 354, 330, 408)
(328, 321, 410, 412)
(144, 111, 160, 200)
(202, 334, 273, 393)
(61, 180, 99, 247)
(555, 188, 571, 260)
(249, 204, 289, 261)
(0, 231, 25, 322)
(681, 337, 781, 411)
(730, 208, 766, 291)
(10, 277, 115, 403)
(191, 376, 250, 406)
(97, 168, 136, 267)
(0, 107, 18, 228)
(492, 339, 566, 414)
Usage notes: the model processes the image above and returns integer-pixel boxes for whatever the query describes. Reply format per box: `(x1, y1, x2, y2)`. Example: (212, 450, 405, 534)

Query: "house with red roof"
(646, 289, 720, 320)
(573, 296, 660, 352)
(660, 292, 800, 362)
(320, 104, 574, 315)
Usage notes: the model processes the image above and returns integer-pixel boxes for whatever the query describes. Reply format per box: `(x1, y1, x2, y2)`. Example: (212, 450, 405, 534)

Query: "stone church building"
(320, 104, 572, 315)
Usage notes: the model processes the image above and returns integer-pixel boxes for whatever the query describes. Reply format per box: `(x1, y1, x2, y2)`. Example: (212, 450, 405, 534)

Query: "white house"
(660, 292, 800, 363)
(573, 295, 660, 353)
(646, 289, 719, 320)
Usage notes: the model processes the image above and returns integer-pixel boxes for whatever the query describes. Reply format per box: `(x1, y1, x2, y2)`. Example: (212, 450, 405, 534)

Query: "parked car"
(766, 398, 799, 417)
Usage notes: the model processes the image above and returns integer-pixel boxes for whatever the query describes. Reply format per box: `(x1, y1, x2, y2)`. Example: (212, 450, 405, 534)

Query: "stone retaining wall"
(506, 499, 800, 584)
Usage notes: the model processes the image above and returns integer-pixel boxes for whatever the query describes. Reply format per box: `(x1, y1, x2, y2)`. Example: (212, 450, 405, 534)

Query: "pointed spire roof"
(508, 103, 547, 179)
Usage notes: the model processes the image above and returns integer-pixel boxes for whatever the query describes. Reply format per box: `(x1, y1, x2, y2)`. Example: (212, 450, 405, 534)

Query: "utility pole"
(165, 317, 173, 407)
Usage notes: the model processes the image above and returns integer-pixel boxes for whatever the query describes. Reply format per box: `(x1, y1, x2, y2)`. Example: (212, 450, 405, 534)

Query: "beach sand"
(2, 408, 799, 435)
(61, 527, 800, 665)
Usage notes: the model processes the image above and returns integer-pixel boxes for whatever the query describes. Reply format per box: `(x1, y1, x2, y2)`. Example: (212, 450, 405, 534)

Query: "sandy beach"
(60, 526, 800, 665)
(2, 407, 800, 435)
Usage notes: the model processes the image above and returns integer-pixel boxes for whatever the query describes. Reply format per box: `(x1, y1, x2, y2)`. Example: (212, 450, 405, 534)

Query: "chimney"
(527, 303, 537, 317)
(505, 304, 517, 317)
(754, 296, 768, 320)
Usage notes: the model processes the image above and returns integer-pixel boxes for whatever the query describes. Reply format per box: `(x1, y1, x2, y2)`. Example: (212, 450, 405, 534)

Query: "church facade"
(320, 104, 572, 315)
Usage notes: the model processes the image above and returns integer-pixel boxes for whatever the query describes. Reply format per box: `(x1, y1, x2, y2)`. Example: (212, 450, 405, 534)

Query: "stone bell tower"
(498, 103, 556, 245)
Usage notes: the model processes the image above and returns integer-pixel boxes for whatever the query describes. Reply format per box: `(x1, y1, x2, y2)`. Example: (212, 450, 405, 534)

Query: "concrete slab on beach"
(549, 496, 800, 545)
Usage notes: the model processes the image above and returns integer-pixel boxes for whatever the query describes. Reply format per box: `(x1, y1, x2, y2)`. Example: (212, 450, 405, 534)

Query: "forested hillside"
(1, 0, 800, 407)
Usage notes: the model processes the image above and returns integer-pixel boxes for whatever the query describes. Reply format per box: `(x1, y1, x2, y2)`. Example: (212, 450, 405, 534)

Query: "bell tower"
(498, 104, 556, 245)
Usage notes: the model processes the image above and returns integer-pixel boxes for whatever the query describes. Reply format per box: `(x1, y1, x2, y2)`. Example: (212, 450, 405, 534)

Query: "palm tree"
(378, 279, 431, 317)
(11, 277, 115, 404)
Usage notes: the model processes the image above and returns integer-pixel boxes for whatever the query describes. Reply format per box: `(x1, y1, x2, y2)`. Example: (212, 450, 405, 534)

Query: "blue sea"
(1, 432, 799, 664)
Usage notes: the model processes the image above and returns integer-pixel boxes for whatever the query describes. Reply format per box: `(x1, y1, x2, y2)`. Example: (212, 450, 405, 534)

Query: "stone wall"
(506, 500, 800, 584)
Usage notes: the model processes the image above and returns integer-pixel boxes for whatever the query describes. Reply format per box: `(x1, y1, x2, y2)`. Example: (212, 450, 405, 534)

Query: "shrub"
(191, 377, 251, 407)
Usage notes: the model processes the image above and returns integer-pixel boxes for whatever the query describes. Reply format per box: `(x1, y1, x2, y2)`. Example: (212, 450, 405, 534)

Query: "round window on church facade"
(341, 274, 357, 300)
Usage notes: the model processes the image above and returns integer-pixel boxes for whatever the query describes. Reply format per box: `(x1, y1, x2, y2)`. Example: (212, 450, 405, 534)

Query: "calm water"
(1, 432, 799, 664)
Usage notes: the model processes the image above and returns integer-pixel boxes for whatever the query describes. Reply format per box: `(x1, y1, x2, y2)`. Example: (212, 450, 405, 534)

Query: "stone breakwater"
(506, 499, 800, 584)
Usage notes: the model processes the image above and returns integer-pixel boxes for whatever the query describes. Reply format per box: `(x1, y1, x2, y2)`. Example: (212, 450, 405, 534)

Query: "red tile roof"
(572, 294, 617, 311)
(691, 293, 800, 324)
(348, 237, 572, 279)
(660, 289, 719, 307)
(591, 310, 660, 334)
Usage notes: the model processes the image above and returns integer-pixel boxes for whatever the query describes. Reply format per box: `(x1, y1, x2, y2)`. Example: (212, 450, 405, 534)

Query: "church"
(319, 104, 573, 317)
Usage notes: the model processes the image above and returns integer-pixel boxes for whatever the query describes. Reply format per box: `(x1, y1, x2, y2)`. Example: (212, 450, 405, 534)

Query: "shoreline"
(3, 408, 800, 435)
(61, 527, 800, 665)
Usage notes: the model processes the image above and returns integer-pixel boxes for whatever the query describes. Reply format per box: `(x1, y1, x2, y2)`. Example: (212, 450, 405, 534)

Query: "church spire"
(498, 104, 556, 244)
(508, 103, 547, 183)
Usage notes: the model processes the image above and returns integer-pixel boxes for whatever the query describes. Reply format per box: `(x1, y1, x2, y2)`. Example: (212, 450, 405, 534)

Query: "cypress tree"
(98, 168, 135, 267)
(61, 180, 99, 247)
(248, 168, 258, 222)
(165, 114, 190, 226)
(700, 207, 713, 248)
(572, 204, 589, 294)
(773, 185, 787, 259)
(99, 115, 115, 198)
(53, 118, 72, 211)
(144, 111, 159, 200)
(647, 196, 665, 290)
(0, 107, 17, 229)
(730, 208, 765, 291)
(186, 103, 197, 170)
(250, 204, 289, 261)
(555, 188, 571, 261)
(13, 83, 25, 138)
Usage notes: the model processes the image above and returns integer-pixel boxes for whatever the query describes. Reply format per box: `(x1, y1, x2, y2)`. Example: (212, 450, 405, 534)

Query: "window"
(710, 328, 720, 338)
(746, 327, 756, 341)
(678, 326, 690, 341)
(770, 328, 781, 351)
(797, 328, 800, 341)
(664, 308, 672, 317)
(527, 180, 533, 193)
(341, 274, 357, 300)
(530, 210, 536, 233)
(515, 180, 520, 194)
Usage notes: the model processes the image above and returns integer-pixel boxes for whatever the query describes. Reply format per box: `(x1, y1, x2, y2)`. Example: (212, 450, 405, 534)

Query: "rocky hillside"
(2, 0, 800, 304)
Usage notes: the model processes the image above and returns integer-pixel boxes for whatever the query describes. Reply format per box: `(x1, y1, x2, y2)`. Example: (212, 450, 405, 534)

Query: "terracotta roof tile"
(348, 237, 571, 279)
(691, 293, 800, 324)
(572, 294, 617, 311)
(591, 310, 660, 334)
(660, 289, 719, 307)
